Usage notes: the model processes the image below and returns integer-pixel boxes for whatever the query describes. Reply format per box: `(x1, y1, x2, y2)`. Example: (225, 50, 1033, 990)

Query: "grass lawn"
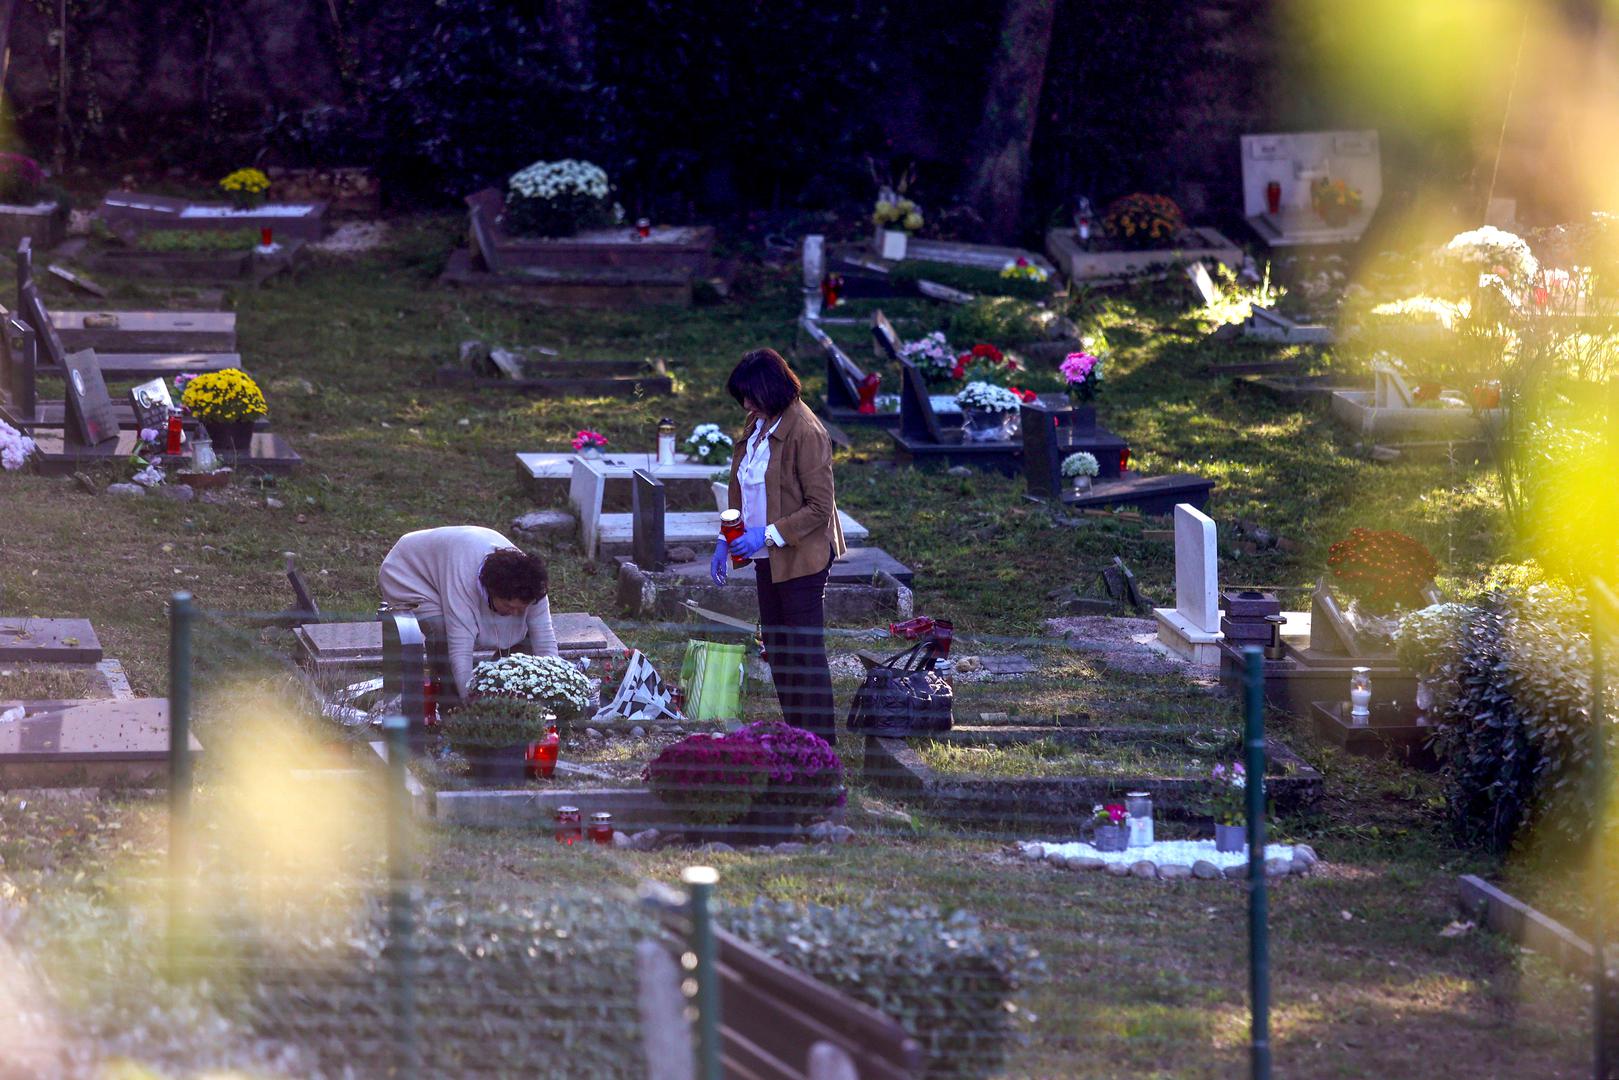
(0, 214, 1592, 1076)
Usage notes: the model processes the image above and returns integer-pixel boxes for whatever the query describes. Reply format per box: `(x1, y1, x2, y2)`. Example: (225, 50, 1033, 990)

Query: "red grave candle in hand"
(720, 508, 749, 568)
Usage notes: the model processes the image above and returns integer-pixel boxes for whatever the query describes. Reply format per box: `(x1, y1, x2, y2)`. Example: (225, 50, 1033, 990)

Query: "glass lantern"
(1349, 666, 1372, 725)
(1125, 791, 1154, 848)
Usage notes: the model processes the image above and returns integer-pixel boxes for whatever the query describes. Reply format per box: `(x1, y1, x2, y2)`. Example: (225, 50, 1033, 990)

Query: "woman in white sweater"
(378, 525, 560, 704)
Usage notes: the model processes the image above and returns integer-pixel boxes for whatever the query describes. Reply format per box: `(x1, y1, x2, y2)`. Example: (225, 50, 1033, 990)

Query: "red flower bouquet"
(1326, 528, 1438, 614)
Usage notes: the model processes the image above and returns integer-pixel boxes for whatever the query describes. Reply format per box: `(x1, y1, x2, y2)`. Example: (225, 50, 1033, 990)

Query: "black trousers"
(754, 552, 836, 745)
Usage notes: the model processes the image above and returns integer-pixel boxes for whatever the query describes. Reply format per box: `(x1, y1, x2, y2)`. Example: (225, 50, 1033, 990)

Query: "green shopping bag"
(679, 639, 746, 724)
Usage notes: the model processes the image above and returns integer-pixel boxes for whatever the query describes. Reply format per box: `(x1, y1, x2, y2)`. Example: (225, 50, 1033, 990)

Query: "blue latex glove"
(728, 525, 769, 560)
(709, 538, 729, 585)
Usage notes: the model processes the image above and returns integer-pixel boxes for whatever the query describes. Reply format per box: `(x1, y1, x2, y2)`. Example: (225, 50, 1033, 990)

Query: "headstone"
(129, 377, 174, 434)
(2, 317, 35, 419)
(631, 469, 667, 572)
(801, 234, 825, 290)
(1240, 130, 1382, 245)
(802, 317, 866, 411)
(468, 204, 504, 273)
(1372, 363, 1415, 409)
(568, 456, 608, 561)
(488, 347, 526, 380)
(870, 310, 902, 362)
(1173, 505, 1220, 634)
(1186, 261, 1220, 306)
(285, 552, 320, 617)
(898, 359, 950, 444)
(47, 263, 108, 299)
(1020, 400, 1062, 498)
(1308, 578, 1362, 656)
(61, 349, 119, 447)
(21, 282, 66, 367)
(0, 617, 102, 662)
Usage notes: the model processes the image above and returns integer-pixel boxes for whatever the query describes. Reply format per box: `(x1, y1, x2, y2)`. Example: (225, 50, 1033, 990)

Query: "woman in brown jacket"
(709, 348, 847, 743)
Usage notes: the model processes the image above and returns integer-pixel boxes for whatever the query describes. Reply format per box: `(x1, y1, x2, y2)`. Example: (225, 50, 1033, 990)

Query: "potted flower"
(571, 429, 608, 458)
(1059, 350, 1104, 427)
(1102, 194, 1184, 250)
(999, 257, 1048, 285)
(0, 418, 36, 472)
(1310, 178, 1362, 228)
(219, 168, 271, 211)
(1209, 761, 1247, 852)
(445, 697, 560, 783)
(1061, 451, 1100, 494)
(466, 653, 594, 718)
(871, 169, 923, 260)
(178, 368, 267, 452)
(503, 158, 615, 239)
(897, 331, 957, 386)
(732, 720, 846, 835)
(644, 731, 772, 828)
(1091, 802, 1128, 852)
(953, 381, 1021, 442)
(1326, 527, 1440, 642)
(684, 423, 734, 465)
(1437, 226, 1539, 296)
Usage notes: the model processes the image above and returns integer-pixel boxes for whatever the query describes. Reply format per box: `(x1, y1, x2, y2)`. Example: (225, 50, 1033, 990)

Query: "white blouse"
(738, 417, 785, 551)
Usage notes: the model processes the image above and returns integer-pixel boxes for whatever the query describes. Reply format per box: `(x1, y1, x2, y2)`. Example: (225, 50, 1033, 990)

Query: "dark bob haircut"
(479, 548, 549, 604)
(726, 348, 802, 417)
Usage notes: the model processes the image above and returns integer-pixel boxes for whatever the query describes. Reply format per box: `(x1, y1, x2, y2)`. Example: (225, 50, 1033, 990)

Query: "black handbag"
(846, 639, 953, 736)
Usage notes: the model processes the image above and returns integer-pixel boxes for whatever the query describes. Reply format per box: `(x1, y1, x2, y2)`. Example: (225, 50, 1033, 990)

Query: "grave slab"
(1310, 700, 1437, 769)
(1046, 226, 1242, 280)
(27, 428, 300, 475)
(0, 698, 201, 788)
(0, 618, 103, 663)
(294, 613, 628, 671)
(49, 310, 237, 353)
(98, 192, 328, 241)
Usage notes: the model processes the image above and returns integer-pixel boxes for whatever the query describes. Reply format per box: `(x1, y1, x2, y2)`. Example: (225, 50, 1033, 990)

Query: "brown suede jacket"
(726, 398, 847, 582)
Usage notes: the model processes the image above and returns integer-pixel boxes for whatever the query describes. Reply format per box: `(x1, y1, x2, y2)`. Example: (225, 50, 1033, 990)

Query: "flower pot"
(1215, 824, 1246, 853)
(463, 742, 529, 784)
(875, 227, 908, 261)
(961, 407, 1018, 443)
(202, 419, 255, 453)
(577, 445, 604, 459)
(1070, 475, 1093, 495)
(1092, 824, 1128, 852)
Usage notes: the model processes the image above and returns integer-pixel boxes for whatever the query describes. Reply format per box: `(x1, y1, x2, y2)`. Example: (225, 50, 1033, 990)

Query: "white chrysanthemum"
(0, 419, 36, 471)
(954, 381, 1020, 413)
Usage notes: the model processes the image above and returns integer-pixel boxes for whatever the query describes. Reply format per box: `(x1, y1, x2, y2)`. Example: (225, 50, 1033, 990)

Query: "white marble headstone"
(802, 235, 825, 290)
(568, 457, 608, 561)
(1174, 504, 1220, 634)
(1372, 363, 1415, 409)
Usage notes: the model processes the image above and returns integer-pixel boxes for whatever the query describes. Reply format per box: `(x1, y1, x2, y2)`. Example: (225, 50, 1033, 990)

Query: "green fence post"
(384, 713, 418, 1075)
(1243, 646, 1271, 1080)
(1591, 580, 1618, 1078)
(684, 865, 722, 1080)
(167, 591, 194, 978)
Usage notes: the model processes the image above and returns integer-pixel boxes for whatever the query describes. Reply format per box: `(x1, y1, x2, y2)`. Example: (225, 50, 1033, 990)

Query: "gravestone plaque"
(62, 349, 119, 446)
(1020, 401, 1062, 498)
(1173, 504, 1220, 634)
(570, 456, 609, 560)
(48, 263, 108, 298)
(0, 617, 103, 662)
(129, 377, 174, 433)
(632, 469, 668, 572)
(469, 204, 505, 273)
(1372, 364, 1416, 409)
(0, 698, 202, 787)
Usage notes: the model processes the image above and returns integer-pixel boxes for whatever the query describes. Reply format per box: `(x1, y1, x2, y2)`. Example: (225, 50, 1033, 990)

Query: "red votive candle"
(720, 508, 748, 568)
(554, 805, 582, 845)
(260, 226, 273, 247)
(166, 414, 183, 455)
(636, 217, 651, 239)
(527, 725, 560, 780)
(857, 373, 881, 414)
(1265, 181, 1282, 216)
(1119, 447, 1130, 473)
(589, 812, 614, 845)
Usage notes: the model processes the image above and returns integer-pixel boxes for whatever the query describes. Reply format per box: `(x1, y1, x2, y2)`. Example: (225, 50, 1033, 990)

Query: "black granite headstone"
(1, 317, 33, 419)
(20, 282, 66, 367)
(62, 349, 119, 447)
(1309, 580, 1362, 657)
(632, 468, 667, 572)
(898, 358, 951, 444)
(1020, 400, 1063, 498)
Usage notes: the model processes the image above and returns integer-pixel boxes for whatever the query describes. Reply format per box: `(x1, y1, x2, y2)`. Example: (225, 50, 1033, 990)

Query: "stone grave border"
(1046, 226, 1242, 281)
(1456, 874, 1597, 981)
(1, 658, 134, 713)
(614, 558, 912, 623)
(81, 238, 306, 285)
(1231, 372, 1371, 408)
(1016, 837, 1319, 881)
(862, 724, 1323, 829)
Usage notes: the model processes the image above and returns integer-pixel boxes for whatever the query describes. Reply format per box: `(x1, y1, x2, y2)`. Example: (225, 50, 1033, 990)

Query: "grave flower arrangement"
(503, 158, 614, 238)
(1092, 802, 1126, 826)
(999, 257, 1048, 284)
(447, 697, 565, 755)
(1326, 527, 1439, 616)
(952, 342, 1023, 385)
(1060, 351, 1103, 404)
(1309, 177, 1362, 226)
(898, 331, 957, 385)
(684, 422, 733, 463)
(571, 429, 608, 452)
(219, 167, 271, 210)
(1208, 762, 1247, 826)
(466, 653, 594, 721)
(954, 381, 1021, 414)
(1102, 193, 1183, 250)
(872, 193, 923, 233)
(1438, 226, 1539, 292)
(0, 418, 36, 471)
(644, 731, 772, 826)
(0, 152, 43, 206)
(1090, 801, 1127, 850)
(1061, 451, 1099, 478)
(179, 368, 268, 423)
(734, 720, 846, 825)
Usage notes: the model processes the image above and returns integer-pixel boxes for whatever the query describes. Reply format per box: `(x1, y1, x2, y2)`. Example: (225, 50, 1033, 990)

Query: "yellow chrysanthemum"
(181, 368, 268, 422)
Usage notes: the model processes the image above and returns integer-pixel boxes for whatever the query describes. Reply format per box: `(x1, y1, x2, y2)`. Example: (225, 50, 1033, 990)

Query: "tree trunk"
(0, 0, 19, 91)
(964, 0, 1058, 242)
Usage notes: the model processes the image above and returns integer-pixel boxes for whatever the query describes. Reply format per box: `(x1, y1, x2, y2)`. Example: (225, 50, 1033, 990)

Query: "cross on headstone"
(632, 468, 668, 571)
(1172, 504, 1220, 635)
(62, 349, 119, 447)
